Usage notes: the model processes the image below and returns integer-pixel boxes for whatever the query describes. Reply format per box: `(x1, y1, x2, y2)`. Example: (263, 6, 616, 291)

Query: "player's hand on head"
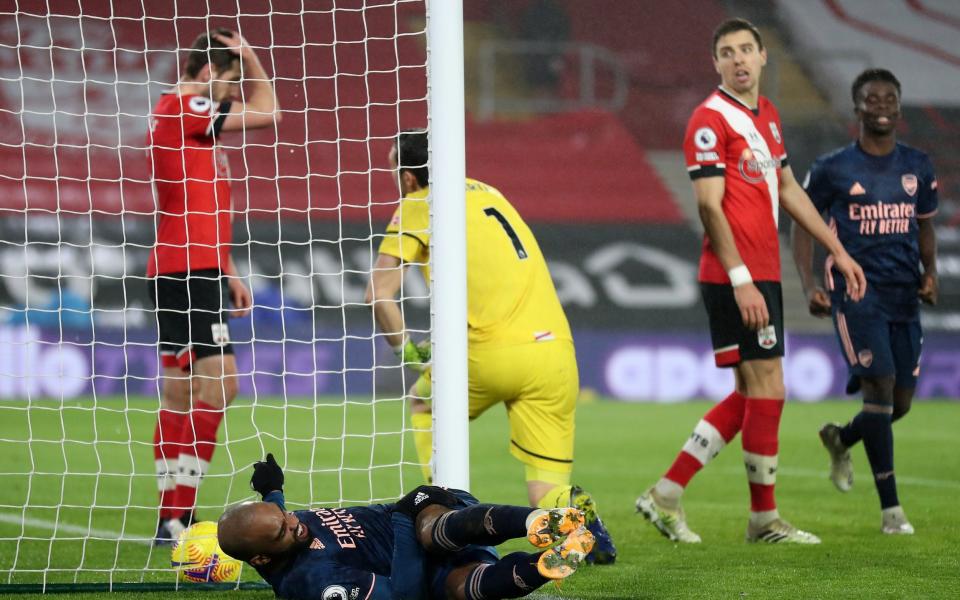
(251, 453, 284, 497)
(806, 287, 831, 318)
(228, 278, 252, 318)
(733, 282, 768, 331)
(918, 272, 938, 305)
(212, 30, 251, 59)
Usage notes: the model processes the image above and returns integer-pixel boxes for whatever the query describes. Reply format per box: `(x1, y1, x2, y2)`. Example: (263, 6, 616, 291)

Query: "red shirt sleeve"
(683, 107, 727, 180)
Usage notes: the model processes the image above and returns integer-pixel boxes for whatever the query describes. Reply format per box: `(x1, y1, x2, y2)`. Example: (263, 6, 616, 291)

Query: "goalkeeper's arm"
(365, 252, 430, 371)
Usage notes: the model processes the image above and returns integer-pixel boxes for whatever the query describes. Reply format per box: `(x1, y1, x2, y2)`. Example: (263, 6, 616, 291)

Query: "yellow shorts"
(469, 339, 578, 473)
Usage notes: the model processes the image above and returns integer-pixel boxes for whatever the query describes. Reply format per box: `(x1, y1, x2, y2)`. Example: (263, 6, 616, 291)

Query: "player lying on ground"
(217, 454, 595, 600)
(792, 68, 939, 535)
(365, 130, 615, 563)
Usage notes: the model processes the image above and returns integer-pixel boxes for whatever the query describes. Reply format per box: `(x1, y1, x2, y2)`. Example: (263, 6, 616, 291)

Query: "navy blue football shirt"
(803, 141, 938, 291)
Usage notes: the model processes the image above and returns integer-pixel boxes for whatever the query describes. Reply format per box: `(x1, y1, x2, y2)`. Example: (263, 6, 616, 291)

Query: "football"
(170, 521, 242, 583)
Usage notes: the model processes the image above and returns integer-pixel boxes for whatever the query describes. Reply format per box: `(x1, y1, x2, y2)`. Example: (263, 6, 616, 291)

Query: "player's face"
(209, 62, 242, 102)
(855, 80, 900, 136)
(247, 503, 311, 559)
(713, 30, 766, 96)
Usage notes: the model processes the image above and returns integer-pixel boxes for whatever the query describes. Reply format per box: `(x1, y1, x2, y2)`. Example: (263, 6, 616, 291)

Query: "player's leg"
(171, 270, 239, 524)
(408, 368, 433, 483)
(486, 341, 617, 564)
(637, 283, 749, 543)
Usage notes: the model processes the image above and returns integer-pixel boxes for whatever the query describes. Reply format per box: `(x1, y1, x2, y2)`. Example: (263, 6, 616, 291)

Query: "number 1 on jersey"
(483, 207, 528, 259)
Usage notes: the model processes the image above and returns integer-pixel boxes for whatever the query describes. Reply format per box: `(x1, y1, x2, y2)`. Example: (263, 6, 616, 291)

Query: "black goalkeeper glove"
(394, 485, 461, 520)
(251, 453, 284, 497)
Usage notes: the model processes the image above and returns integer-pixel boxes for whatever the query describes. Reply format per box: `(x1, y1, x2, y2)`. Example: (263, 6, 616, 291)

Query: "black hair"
(183, 28, 239, 79)
(395, 130, 429, 188)
(712, 18, 764, 58)
(851, 68, 901, 104)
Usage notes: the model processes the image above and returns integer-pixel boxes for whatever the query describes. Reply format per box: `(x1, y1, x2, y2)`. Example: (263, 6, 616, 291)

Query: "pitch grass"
(0, 398, 957, 599)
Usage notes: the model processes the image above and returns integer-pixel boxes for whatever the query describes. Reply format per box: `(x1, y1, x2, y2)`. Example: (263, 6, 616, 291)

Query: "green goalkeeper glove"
(394, 337, 431, 373)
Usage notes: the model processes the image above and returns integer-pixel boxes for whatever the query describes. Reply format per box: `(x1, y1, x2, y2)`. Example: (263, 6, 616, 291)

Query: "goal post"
(0, 0, 468, 590)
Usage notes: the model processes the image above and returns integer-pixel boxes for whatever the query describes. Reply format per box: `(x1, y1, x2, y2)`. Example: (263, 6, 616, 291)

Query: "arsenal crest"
(858, 349, 874, 368)
(901, 174, 918, 197)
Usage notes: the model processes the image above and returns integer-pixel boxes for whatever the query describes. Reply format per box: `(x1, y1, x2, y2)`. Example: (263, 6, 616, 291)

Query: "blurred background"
(0, 0, 956, 403)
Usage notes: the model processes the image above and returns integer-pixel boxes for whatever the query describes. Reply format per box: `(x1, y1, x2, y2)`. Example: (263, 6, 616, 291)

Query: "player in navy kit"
(216, 455, 595, 600)
(792, 69, 938, 535)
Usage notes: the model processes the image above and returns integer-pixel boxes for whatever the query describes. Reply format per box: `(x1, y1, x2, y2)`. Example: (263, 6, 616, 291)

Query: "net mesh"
(0, 0, 429, 586)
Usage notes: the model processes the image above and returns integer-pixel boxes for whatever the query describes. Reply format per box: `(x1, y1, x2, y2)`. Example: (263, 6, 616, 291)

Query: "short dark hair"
(183, 28, 238, 79)
(395, 130, 429, 188)
(851, 68, 901, 104)
(712, 18, 764, 58)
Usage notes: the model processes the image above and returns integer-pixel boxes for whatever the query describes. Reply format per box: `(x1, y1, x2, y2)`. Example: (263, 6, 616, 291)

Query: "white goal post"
(0, 0, 467, 590)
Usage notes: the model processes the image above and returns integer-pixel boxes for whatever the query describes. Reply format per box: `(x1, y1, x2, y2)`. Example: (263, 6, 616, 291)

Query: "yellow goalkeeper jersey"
(378, 178, 572, 348)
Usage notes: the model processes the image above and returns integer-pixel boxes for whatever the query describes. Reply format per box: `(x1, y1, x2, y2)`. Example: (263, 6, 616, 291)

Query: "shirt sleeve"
(917, 155, 939, 219)
(389, 511, 426, 600)
(377, 197, 430, 263)
(802, 158, 832, 213)
(180, 95, 219, 139)
(683, 108, 727, 180)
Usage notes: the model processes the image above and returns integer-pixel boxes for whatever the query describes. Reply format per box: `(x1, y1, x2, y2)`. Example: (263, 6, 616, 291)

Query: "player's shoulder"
(688, 90, 726, 121)
(466, 177, 504, 199)
(152, 92, 215, 117)
(757, 95, 781, 118)
(895, 142, 934, 168)
(813, 143, 855, 168)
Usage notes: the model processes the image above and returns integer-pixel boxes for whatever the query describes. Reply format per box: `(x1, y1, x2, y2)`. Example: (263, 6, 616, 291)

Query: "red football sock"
(171, 401, 224, 518)
(664, 391, 746, 487)
(741, 397, 784, 513)
(153, 409, 186, 519)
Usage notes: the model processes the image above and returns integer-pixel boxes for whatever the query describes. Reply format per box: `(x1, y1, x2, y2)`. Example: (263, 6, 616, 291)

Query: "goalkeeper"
(363, 130, 615, 564)
(217, 454, 594, 600)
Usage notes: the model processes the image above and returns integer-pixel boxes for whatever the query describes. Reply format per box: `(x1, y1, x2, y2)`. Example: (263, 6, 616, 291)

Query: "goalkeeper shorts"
(469, 339, 579, 473)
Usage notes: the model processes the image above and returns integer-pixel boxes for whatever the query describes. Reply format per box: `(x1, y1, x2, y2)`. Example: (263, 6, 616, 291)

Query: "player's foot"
(635, 487, 701, 543)
(746, 518, 821, 544)
(536, 526, 595, 580)
(819, 423, 853, 492)
(527, 507, 584, 548)
(570, 485, 617, 564)
(153, 517, 186, 546)
(881, 506, 915, 535)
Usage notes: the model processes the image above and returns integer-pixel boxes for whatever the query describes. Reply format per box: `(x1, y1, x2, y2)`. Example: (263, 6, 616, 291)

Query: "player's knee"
(892, 394, 912, 422)
(161, 378, 191, 411)
(861, 376, 895, 407)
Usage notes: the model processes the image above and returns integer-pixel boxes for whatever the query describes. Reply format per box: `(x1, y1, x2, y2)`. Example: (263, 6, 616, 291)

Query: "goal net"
(0, 0, 435, 589)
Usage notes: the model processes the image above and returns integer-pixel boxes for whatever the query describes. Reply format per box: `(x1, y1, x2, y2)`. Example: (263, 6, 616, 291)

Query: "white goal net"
(0, 0, 434, 589)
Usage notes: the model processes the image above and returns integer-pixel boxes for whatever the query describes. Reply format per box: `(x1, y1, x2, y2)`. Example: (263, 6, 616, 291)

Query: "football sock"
(659, 391, 746, 500)
(535, 484, 573, 510)
(153, 409, 186, 519)
(410, 412, 433, 483)
(838, 411, 865, 448)
(464, 552, 549, 600)
(172, 401, 224, 517)
(859, 411, 899, 509)
(741, 397, 784, 521)
(431, 504, 533, 551)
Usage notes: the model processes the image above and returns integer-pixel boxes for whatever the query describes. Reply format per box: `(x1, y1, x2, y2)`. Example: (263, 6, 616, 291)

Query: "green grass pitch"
(0, 397, 957, 599)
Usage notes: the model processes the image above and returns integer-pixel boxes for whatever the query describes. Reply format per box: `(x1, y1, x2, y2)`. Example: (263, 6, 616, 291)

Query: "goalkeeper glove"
(251, 453, 284, 497)
(394, 337, 431, 373)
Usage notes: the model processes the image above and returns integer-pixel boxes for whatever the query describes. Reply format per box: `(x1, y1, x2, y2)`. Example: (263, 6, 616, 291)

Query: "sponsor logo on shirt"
(309, 538, 326, 551)
(901, 174, 918, 197)
(848, 182, 866, 196)
(694, 127, 718, 150)
(738, 148, 778, 184)
(848, 202, 915, 235)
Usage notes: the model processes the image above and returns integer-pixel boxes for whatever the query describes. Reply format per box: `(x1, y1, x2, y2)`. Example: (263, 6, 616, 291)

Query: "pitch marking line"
(0, 513, 152, 545)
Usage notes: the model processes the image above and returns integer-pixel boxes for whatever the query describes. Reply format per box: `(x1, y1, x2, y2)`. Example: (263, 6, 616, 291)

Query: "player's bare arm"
(918, 217, 938, 305)
(365, 252, 407, 348)
(790, 220, 831, 317)
(779, 165, 866, 301)
(215, 30, 281, 132)
(693, 175, 769, 331)
(226, 255, 252, 318)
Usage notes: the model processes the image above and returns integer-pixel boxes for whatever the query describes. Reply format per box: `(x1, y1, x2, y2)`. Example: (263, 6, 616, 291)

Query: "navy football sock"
(463, 552, 548, 600)
(860, 412, 899, 509)
(431, 505, 532, 552)
(838, 411, 865, 447)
